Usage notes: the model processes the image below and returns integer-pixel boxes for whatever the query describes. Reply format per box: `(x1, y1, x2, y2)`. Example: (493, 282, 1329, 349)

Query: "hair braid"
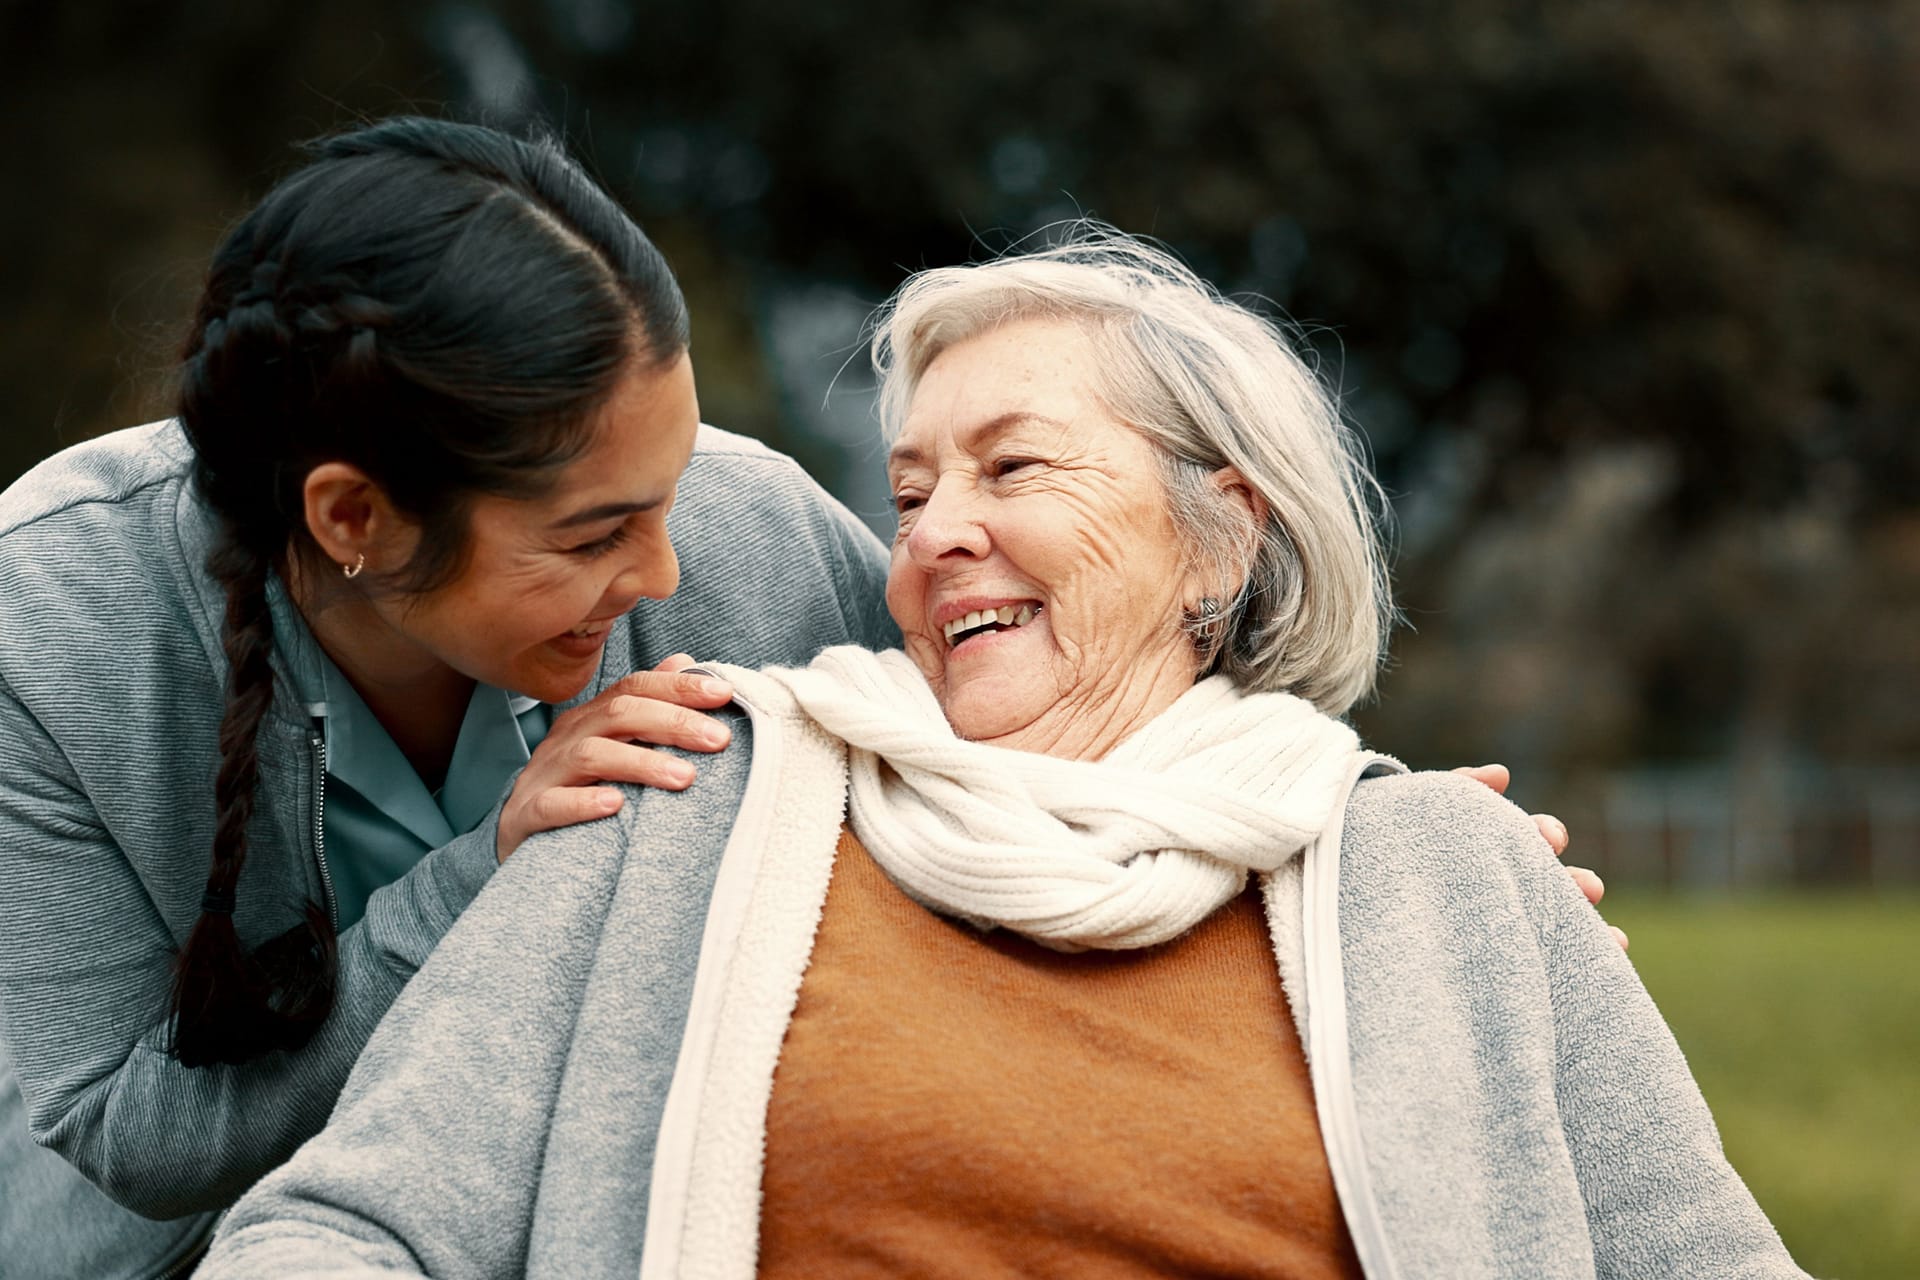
(168, 530, 336, 1066)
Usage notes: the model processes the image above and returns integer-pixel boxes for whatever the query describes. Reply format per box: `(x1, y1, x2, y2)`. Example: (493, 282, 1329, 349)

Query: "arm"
(0, 675, 496, 1217)
(1531, 846, 1807, 1277)
(198, 811, 638, 1279)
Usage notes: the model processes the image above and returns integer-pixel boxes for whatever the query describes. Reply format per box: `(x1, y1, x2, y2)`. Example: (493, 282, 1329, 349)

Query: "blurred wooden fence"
(1579, 765, 1920, 890)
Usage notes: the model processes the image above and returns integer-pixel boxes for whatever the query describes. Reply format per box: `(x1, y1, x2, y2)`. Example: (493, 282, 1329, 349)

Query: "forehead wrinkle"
(890, 411, 1074, 472)
(967, 411, 1071, 450)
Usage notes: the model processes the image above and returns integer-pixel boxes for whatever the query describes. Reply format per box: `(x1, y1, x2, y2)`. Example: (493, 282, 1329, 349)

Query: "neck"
(288, 556, 474, 789)
(978, 650, 1202, 762)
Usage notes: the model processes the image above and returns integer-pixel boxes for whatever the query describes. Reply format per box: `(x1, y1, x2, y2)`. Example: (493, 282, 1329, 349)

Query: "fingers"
(1534, 812, 1569, 856)
(1556, 863, 1628, 952)
(565, 736, 699, 790)
(498, 741, 706, 861)
(525, 783, 626, 832)
(610, 666, 735, 709)
(496, 661, 738, 861)
(597, 694, 731, 754)
(498, 785, 623, 861)
(554, 668, 732, 756)
(1453, 763, 1511, 795)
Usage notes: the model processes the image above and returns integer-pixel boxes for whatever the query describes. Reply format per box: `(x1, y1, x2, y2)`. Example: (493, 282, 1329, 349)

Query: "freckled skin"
(885, 319, 1205, 761)
(303, 353, 701, 709)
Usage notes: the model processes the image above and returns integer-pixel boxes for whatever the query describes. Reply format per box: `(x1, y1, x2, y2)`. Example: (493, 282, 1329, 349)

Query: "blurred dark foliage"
(4, 0, 1916, 792)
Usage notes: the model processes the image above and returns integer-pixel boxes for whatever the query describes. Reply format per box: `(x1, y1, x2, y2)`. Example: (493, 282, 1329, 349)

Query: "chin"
(940, 687, 1039, 744)
(503, 658, 600, 704)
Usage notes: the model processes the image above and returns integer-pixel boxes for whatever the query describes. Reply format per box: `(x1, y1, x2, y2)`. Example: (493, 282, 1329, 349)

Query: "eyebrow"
(887, 412, 1069, 471)
(548, 496, 668, 530)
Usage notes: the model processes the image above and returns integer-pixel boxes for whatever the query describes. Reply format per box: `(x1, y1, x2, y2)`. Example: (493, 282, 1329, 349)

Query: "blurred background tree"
(8, 1, 1914, 803)
(4, 3, 1916, 1270)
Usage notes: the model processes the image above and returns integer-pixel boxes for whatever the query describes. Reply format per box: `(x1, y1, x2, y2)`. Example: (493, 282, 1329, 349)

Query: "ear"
(1208, 465, 1269, 590)
(1210, 464, 1269, 529)
(301, 463, 415, 575)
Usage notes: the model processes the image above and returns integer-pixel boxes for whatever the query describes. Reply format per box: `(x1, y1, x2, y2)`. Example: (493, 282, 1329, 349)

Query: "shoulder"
(614, 424, 897, 669)
(488, 705, 760, 920)
(615, 702, 760, 837)
(0, 421, 194, 541)
(0, 423, 213, 684)
(0, 426, 222, 729)
(1340, 769, 1566, 923)
(679, 423, 824, 502)
(0, 420, 200, 619)
(674, 423, 884, 559)
(688, 422, 789, 464)
(547, 705, 758, 844)
(1344, 769, 1545, 859)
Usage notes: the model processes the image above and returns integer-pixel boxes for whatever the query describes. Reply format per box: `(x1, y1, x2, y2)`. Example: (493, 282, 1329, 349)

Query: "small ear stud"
(342, 553, 366, 580)
(1183, 596, 1225, 646)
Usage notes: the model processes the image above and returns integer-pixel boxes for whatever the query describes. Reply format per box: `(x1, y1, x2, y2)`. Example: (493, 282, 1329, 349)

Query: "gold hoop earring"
(342, 553, 365, 580)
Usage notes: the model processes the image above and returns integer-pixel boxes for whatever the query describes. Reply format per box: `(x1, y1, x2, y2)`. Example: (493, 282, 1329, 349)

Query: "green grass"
(1601, 892, 1920, 1279)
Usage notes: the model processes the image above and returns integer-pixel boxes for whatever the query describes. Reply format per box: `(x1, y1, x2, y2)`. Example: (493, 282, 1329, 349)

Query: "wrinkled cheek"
(901, 634, 947, 695)
(883, 555, 919, 632)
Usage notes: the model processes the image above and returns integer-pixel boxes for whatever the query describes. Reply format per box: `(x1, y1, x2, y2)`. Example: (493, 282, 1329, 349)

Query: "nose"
(607, 531, 681, 610)
(905, 478, 990, 570)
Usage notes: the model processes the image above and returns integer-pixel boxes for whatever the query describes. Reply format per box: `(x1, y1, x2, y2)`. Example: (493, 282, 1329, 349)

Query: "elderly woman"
(200, 234, 1803, 1279)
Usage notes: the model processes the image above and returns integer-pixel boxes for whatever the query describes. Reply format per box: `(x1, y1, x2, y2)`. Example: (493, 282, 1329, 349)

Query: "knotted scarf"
(764, 646, 1364, 951)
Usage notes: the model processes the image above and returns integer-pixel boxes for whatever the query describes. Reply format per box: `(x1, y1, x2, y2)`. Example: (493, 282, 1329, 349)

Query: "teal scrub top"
(289, 641, 551, 930)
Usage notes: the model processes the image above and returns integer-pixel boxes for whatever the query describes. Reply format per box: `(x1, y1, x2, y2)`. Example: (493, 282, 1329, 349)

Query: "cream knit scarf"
(763, 646, 1365, 951)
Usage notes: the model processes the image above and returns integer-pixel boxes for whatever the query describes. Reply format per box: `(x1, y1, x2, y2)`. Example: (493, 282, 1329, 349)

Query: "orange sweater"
(759, 828, 1362, 1278)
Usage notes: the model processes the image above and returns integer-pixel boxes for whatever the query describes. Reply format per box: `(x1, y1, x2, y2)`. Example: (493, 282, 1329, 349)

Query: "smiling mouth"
(942, 603, 1038, 648)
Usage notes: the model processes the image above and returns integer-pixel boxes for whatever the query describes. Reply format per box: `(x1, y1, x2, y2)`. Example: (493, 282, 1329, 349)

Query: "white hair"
(869, 225, 1393, 716)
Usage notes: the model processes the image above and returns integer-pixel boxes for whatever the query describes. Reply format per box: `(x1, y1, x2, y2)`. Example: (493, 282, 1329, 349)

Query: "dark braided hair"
(168, 117, 689, 1067)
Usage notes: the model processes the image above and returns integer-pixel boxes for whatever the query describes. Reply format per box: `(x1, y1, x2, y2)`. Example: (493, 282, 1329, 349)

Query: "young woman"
(0, 117, 894, 1277)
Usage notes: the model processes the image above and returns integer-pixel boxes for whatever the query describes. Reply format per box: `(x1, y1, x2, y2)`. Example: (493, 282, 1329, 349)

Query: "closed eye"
(568, 525, 632, 557)
(992, 456, 1038, 478)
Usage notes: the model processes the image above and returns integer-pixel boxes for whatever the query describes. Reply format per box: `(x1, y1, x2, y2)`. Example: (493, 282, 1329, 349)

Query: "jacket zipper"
(1303, 753, 1404, 1280)
(308, 727, 338, 929)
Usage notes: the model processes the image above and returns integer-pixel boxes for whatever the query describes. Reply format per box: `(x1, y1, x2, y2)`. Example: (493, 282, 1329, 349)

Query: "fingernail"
(701, 724, 731, 748)
(699, 677, 731, 698)
(1548, 817, 1568, 844)
(671, 761, 696, 785)
(597, 788, 623, 813)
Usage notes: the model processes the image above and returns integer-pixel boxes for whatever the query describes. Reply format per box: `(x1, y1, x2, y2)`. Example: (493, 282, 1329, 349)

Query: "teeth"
(942, 604, 1038, 646)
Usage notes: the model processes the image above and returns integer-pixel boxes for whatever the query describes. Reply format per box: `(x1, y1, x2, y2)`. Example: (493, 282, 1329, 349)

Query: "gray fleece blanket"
(200, 697, 1806, 1279)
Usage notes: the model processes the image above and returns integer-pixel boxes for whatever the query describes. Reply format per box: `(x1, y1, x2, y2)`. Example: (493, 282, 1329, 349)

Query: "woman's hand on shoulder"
(496, 654, 734, 862)
(1453, 763, 1629, 951)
